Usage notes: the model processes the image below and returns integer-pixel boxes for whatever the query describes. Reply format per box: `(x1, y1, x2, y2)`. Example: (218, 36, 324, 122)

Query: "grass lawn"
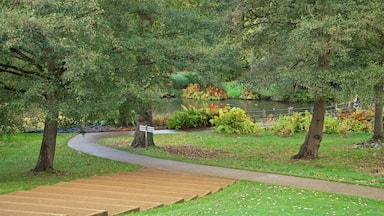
(1, 132, 383, 215)
(0, 133, 140, 195)
(131, 180, 383, 216)
(99, 131, 384, 188)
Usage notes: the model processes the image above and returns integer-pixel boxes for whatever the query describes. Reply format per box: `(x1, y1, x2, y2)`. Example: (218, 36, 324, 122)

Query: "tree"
(242, 0, 362, 159)
(100, 0, 244, 148)
(0, 0, 117, 171)
(346, 1, 384, 141)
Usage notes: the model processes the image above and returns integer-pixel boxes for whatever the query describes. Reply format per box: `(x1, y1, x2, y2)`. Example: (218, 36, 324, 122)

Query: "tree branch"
(0, 63, 47, 79)
(0, 80, 26, 93)
(9, 47, 45, 72)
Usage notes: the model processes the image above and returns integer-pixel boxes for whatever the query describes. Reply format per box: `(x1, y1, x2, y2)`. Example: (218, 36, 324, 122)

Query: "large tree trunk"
(33, 117, 58, 172)
(293, 98, 326, 159)
(372, 83, 383, 140)
(131, 109, 155, 148)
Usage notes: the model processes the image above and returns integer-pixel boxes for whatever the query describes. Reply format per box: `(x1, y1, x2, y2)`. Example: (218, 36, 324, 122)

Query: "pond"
(154, 98, 313, 120)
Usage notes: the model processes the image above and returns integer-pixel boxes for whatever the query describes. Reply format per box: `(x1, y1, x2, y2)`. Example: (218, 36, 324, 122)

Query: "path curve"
(68, 131, 384, 200)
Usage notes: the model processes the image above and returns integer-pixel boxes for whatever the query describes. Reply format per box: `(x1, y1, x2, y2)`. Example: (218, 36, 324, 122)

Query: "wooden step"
(55, 181, 198, 201)
(72, 178, 211, 198)
(125, 168, 237, 185)
(0, 195, 139, 215)
(0, 168, 237, 215)
(91, 175, 222, 193)
(9, 191, 162, 211)
(0, 201, 107, 216)
(0, 209, 66, 216)
(32, 186, 184, 205)
(108, 172, 235, 188)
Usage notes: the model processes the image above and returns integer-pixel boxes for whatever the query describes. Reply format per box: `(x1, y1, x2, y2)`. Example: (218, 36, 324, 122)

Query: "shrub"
(182, 84, 228, 100)
(272, 111, 311, 137)
(210, 107, 264, 135)
(324, 115, 339, 134)
(204, 85, 228, 100)
(171, 72, 189, 89)
(166, 105, 213, 130)
(239, 89, 260, 100)
(271, 116, 295, 137)
(153, 114, 169, 128)
(182, 84, 204, 99)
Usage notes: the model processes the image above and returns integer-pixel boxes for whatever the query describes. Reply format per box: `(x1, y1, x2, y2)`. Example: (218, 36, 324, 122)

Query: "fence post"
(288, 106, 294, 115)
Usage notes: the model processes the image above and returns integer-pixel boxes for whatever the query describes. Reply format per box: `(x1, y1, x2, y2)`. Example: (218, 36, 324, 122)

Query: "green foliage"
(210, 107, 263, 135)
(223, 82, 244, 98)
(272, 111, 311, 137)
(0, 0, 119, 131)
(270, 109, 375, 137)
(324, 115, 339, 134)
(171, 73, 190, 89)
(166, 105, 213, 130)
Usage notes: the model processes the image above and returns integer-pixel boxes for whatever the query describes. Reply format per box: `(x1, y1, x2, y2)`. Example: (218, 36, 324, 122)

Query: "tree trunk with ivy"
(293, 98, 326, 159)
(131, 109, 155, 148)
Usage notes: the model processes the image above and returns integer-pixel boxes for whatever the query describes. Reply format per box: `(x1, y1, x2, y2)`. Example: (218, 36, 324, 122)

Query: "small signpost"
(139, 125, 155, 148)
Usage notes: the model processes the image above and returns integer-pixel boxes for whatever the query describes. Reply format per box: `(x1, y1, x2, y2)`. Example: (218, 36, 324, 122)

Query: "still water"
(154, 98, 312, 119)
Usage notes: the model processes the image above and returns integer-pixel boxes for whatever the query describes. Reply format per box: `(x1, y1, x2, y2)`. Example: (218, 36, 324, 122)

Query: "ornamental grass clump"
(210, 107, 264, 135)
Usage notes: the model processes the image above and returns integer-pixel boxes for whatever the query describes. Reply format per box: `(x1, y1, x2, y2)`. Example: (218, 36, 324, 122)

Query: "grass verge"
(99, 131, 384, 188)
(130, 180, 383, 216)
(0, 133, 140, 194)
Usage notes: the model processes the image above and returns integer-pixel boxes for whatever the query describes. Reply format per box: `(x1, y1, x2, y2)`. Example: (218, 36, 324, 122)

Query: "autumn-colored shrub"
(204, 86, 228, 100)
(182, 84, 228, 100)
(239, 89, 260, 100)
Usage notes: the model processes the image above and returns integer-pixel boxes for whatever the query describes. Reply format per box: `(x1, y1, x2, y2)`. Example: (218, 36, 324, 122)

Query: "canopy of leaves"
(0, 0, 119, 131)
(241, 0, 367, 102)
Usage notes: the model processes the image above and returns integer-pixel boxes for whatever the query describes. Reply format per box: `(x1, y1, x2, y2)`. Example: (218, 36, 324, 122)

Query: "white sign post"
(139, 125, 155, 148)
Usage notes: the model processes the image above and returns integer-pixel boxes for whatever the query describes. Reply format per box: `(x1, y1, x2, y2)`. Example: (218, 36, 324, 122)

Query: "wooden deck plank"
(0, 168, 236, 215)
(72, 178, 211, 197)
(32, 186, 184, 205)
(55, 182, 198, 201)
(0, 201, 107, 216)
(91, 176, 223, 193)
(8, 191, 162, 211)
(0, 195, 139, 215)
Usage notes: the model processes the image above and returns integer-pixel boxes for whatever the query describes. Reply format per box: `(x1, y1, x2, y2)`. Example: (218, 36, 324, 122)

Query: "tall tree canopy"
(0, 0, 118, 171)
(242, 0, 367, 159)
(342, 1, 384, 140)
(100, 0, 244, 147)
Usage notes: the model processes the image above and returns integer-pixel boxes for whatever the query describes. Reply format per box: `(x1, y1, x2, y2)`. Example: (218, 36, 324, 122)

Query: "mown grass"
(0, 133, 140, 195)
(130, 180, 383, 216)
(99, 131, 384, 188)
(1, 132, 383, 215)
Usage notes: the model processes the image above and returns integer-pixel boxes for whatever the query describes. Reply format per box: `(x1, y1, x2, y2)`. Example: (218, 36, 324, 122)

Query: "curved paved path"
(68, 131, 384, 200)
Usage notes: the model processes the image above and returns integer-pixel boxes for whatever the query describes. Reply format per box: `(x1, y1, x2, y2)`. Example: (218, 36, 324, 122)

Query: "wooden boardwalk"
(0, 168, 236, 216)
